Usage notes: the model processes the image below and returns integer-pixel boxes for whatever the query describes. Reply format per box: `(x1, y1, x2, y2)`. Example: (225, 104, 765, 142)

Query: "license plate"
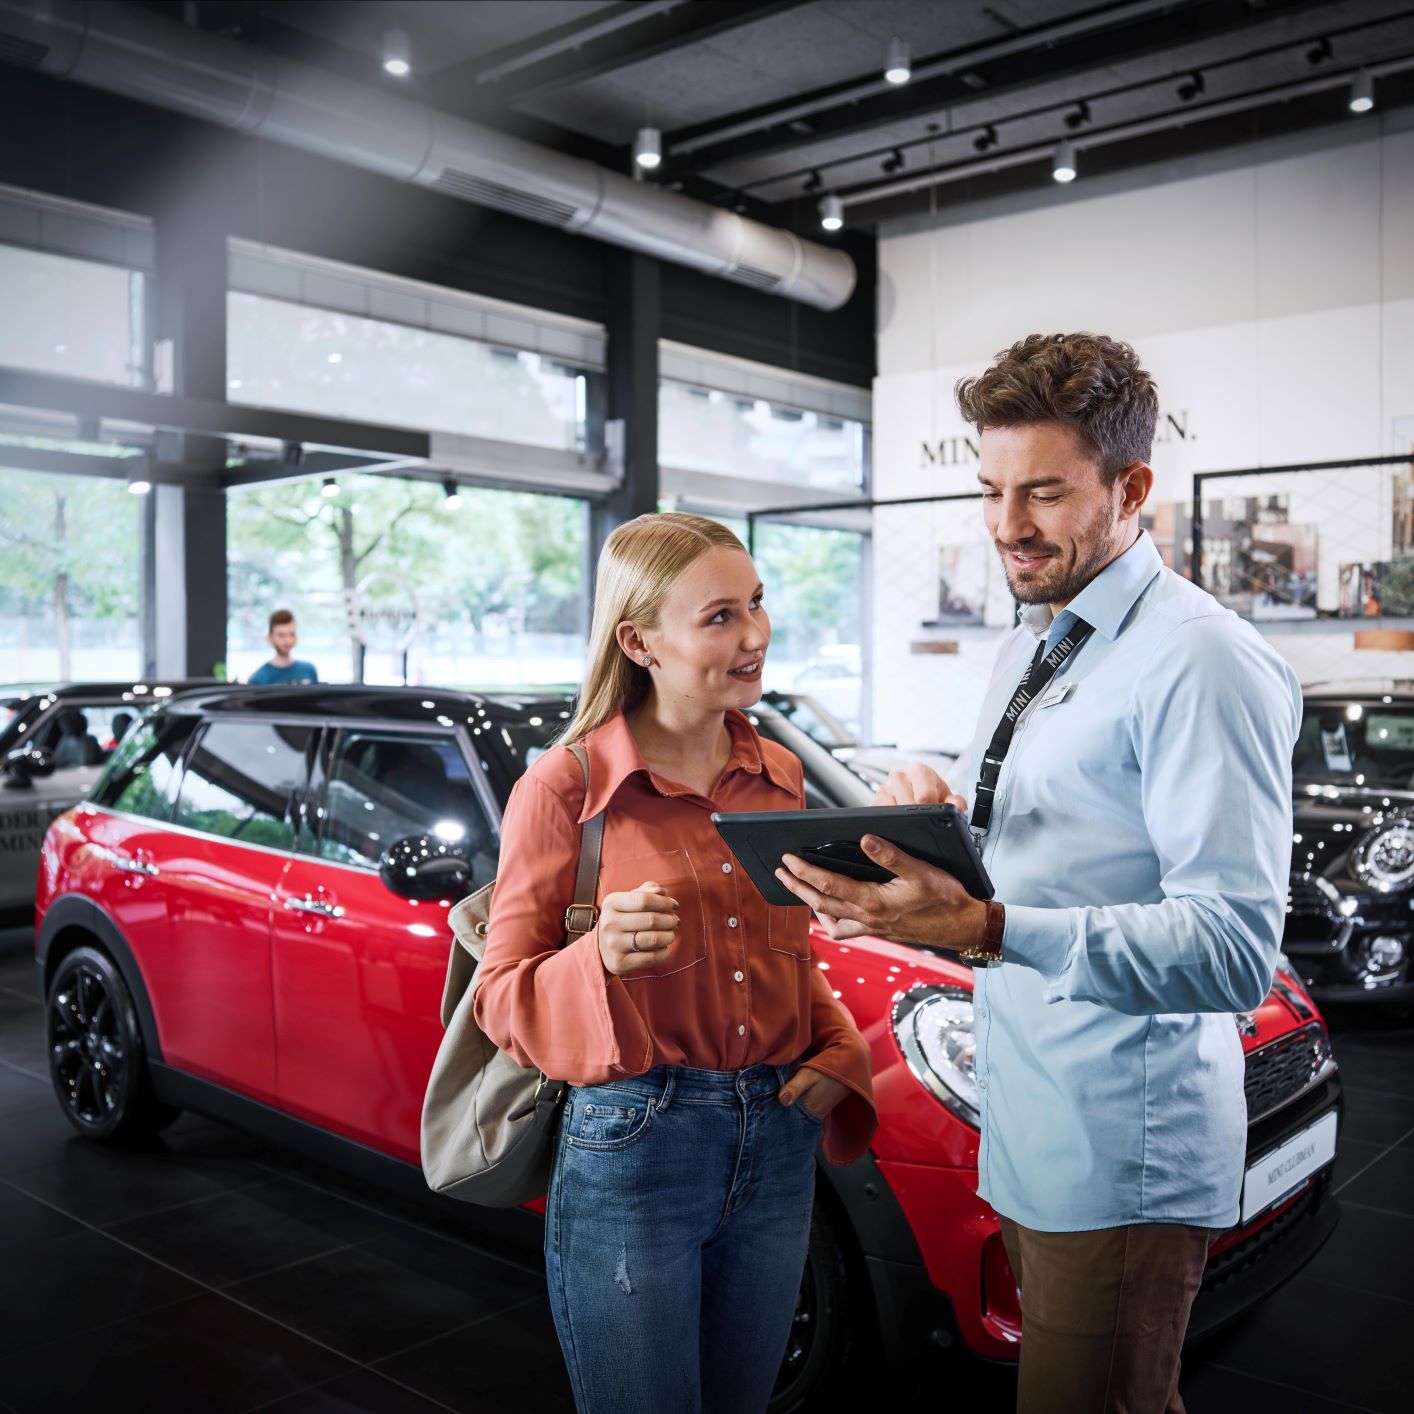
(1240, 1109, 1338, 1225)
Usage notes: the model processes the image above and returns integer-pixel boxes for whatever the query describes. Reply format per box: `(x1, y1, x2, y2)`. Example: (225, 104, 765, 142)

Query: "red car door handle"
(284, 895, 344, 918)
(112, 854, 159, 877)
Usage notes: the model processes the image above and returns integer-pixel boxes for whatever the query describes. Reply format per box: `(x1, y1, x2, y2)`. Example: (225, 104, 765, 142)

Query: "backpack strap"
(564, 741, 603, 940)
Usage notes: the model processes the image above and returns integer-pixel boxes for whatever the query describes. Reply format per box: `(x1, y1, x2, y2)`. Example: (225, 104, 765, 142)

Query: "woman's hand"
(778, 1065, 851, 1119)
(873, 762, 968, 810)
(597, 880, 680, 977)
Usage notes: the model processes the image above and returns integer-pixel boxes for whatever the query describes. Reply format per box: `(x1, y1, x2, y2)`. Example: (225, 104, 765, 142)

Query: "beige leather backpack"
(420, 743, 603, 1206)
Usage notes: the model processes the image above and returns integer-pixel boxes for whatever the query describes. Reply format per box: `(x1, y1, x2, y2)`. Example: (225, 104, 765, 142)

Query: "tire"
(46, 944, 180, 1141)
(769, 1196, 854, 1414)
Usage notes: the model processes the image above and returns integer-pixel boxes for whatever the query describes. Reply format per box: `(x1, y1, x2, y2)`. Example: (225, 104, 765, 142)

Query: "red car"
(34, 685, 1343, 1410)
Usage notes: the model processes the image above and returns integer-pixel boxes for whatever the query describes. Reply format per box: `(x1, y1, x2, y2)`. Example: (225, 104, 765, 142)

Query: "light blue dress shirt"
(950, 532, 1302, 1230)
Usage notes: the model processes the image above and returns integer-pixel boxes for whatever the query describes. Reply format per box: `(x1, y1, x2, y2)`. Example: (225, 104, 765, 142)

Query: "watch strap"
(961, 899, 1005, 964)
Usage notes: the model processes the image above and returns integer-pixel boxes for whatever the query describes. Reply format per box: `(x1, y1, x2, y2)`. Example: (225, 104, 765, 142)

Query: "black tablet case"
(712, 803, 994, 908)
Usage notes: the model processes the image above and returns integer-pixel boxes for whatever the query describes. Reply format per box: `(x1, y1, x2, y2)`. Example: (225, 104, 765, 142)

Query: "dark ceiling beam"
(668, 0, 1198, 161)
(670, 0, 1341, 174)
(746, 2, 1414, 200)
(427, 0, 811, 111)
(0, 367, 430, 460)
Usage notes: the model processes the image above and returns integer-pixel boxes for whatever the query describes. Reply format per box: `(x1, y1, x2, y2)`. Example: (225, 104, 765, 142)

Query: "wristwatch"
(960, 900, 1006, 965)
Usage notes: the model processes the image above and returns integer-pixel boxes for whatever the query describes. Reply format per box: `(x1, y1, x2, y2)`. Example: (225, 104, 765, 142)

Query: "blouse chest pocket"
(767, 904, 813, 961)
(599, 849, 707, 980)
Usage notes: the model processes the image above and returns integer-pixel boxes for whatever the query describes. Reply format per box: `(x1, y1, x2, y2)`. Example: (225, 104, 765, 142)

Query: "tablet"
(711, 803, 994, 909)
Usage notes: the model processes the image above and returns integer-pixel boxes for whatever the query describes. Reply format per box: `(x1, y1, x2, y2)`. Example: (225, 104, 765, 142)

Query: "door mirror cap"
(379, 834, 473, 901)
(2, 745, 54, 787)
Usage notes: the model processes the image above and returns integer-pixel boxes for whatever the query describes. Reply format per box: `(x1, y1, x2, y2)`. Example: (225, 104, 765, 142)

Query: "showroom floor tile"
(3, 926, 1412, 1413)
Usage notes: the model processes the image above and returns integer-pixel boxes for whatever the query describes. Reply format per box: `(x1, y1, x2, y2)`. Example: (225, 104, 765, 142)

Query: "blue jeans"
(544, 1062, 822, 1414)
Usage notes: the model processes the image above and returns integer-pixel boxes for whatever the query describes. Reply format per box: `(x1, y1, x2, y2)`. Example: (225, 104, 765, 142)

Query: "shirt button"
(738, 1024, 746, 1036)
(727, 916, 738, 928)
(734, 970, 744, 983)
(980, 1076, 989, 1090)
(722, 862, 733, 874)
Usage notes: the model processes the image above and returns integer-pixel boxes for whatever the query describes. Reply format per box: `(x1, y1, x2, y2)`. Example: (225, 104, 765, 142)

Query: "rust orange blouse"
(473, 707, 877, 1165)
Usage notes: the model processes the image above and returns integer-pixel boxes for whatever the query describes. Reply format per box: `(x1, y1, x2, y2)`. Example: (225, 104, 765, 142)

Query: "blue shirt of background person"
(249, 608, 319, 686)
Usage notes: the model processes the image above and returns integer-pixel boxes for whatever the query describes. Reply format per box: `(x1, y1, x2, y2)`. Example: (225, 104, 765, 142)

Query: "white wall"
(873, 119, 1414, 752)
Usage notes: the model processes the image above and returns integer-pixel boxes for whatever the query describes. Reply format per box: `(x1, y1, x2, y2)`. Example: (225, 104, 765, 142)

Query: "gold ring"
(631, 931, 641, 952)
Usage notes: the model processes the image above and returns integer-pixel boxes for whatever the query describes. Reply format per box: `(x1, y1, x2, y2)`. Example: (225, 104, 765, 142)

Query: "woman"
(474, 512, 876, 1414)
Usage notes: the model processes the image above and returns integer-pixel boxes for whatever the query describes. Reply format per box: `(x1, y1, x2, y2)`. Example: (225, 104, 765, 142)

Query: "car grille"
(1285, 875, 1340, 946)
(1202, 1178, 1321, 1293)
(1244, 1022, 1333, 1124)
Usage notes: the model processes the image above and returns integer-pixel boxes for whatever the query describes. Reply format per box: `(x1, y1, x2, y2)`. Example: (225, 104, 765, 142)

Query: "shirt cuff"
(1001, 903, 1077, 979)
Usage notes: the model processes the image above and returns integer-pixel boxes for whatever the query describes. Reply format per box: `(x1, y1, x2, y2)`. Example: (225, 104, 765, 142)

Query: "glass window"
(1295, 703, 1414, 789)
(0, 466, 142, 682)
(658, 380, 866, 494)
(321, 730, 496, 887)
(30, 703, 140, 767)
(226, 475, 589, 688)
(93, 713, 197, 820)
(753, 523, 865, 736)
(172, 721, 314, 849)
(228, 293, 591, 452)
(0, 244, 145, 386)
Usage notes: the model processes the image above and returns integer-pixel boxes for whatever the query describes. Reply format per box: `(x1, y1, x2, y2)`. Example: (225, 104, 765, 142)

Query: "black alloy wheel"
(46, 945, 178, 1141)
(769, 1199, 854, 1413)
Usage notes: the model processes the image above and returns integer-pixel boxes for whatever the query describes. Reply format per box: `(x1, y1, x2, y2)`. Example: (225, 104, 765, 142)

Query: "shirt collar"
(1019, 531, 1163, 645)
(576, 707, 792, 822)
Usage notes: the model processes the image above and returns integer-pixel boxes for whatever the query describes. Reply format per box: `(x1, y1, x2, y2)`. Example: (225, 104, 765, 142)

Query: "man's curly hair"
(955, 333, 1158, 484)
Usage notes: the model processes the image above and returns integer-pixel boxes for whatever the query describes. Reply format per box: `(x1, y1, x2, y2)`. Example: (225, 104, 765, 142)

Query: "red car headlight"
(892, 985, 980, 1127)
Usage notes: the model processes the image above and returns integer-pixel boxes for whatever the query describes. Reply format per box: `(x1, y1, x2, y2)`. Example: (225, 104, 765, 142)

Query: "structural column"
(591, 250, 661, 566)
(144, 183, 229, 680)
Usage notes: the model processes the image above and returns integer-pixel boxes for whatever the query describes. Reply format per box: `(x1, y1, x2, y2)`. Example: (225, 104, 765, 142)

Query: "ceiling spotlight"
(126, 469, 152, 496)
(382, 27, 411, 77)
(633, 127, 662, 170)
(803, 169, 823, 193)
(1063, 100, 1091, 130)
(1052, 139, 1077, 184)
(884, 37, 911, 86)
(819, 194, 844, 231)
(1177, 71, 1205, 102)
(1306, 36, 1333, 66)
(442, 478, 462, 509)
(1350, 70, 1375, 113)
(973, 123, 999, 153)
(882, 147, 906, 175)
(321, 477, 339, 498)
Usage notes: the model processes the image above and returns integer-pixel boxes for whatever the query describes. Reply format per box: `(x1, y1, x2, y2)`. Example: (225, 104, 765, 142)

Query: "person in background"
(249, 608, 319, 685)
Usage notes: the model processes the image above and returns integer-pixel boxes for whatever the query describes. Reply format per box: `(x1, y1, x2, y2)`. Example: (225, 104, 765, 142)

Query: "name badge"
(1038, 682, 1076, 709)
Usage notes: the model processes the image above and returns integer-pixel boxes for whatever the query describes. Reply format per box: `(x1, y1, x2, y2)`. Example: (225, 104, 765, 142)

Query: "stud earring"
(641, 655, 652, 666)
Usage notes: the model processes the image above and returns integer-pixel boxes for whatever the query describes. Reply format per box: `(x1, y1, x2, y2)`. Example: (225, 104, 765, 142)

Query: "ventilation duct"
(0, 0, 855, 311)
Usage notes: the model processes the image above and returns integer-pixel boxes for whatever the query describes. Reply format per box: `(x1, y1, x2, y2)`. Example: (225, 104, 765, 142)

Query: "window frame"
(163, 715, 320, 856)
(306, 718, 501, 878)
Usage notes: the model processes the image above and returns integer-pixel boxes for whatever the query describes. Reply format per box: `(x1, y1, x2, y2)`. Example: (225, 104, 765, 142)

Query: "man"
(777, 333, 1300, 1414)
(249, 608, 320, 685)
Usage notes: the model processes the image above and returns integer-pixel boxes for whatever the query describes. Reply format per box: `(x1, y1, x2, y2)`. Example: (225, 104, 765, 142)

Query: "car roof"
(1302, 680, 1414, 700)
(161, 682, 578, 724)
(2, 680, 218, 707)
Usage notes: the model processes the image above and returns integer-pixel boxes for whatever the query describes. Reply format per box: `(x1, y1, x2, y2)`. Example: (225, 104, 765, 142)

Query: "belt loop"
(657, 1067, 676, 1112)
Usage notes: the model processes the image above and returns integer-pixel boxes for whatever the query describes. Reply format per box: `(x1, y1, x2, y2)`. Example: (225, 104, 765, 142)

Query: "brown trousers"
(999, 1218, 1214, 1414)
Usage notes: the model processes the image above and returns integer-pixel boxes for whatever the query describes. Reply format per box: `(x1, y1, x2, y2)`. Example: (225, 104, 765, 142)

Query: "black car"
(0, 679, 215, 918)
(1287, 680, 1414, 1000)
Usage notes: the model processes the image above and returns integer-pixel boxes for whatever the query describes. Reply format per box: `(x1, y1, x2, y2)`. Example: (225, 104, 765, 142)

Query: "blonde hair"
(559, 512, 749, 744)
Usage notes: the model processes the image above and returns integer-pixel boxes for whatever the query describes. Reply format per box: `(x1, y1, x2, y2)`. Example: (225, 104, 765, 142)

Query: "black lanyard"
(971, 619, 1094, 836)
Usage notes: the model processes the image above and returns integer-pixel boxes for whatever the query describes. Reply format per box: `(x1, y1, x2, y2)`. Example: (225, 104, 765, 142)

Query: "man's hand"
(872, 762, 968, 811)
(775, 836, 987, 951)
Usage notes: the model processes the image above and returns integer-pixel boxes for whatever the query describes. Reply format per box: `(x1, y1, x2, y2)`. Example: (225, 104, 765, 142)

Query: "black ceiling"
(150, 0, 1414, 230)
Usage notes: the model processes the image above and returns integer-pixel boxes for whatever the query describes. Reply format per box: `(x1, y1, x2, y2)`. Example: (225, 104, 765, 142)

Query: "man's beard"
(996, 511, 1122, 605)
